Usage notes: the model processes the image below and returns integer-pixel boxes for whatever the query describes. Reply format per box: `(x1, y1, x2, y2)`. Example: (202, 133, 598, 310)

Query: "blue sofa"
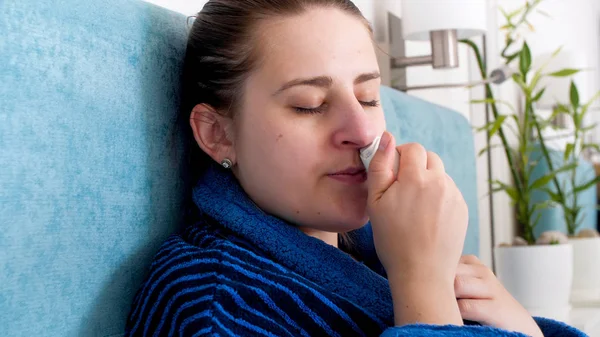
(0, 0, 479, 335)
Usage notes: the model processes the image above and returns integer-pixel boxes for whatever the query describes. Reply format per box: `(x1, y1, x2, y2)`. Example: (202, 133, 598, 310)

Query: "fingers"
(426, 151, 445, 172)
(457, 299, 496, 327)
(395, 144, 445, 173)
(457, 256, 495, 280)
(367, 131, 397, 203)
(460, 296, 543, 337)
(396, 143, 427, 171)
(454, 276, 494, 299)
(455, 258, 498, 299)
(456, 263, 491, 279)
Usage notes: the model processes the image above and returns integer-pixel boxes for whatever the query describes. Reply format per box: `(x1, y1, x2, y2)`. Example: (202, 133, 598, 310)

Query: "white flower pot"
(570, 237, 600, 304)
(495, 244, 573, 321)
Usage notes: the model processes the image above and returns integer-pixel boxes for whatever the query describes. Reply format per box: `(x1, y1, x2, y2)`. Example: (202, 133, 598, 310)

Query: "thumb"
(367, 131, 397, 203)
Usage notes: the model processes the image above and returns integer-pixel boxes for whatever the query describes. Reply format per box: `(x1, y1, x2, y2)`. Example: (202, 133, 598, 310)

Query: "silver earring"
(221, 158, 233, 169)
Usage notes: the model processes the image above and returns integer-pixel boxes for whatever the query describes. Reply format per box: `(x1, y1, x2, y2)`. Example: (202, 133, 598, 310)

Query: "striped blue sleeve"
(125, 236, 308, 337)
(534, 317, 588, 337)
(380, 318, 588, 337)
(381, 324, 526, 336)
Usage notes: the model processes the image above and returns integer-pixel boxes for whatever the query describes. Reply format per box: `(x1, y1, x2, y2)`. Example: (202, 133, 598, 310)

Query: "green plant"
(542, 83, 600, 235)
(460, 0, 596, 244)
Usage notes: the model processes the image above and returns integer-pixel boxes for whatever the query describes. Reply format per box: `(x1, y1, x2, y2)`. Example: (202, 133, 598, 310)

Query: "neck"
(300, 228, 339, 248)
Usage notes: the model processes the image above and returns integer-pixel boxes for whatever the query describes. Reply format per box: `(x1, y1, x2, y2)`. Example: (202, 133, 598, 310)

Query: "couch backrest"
(0, 1, 478, 335)
(1, 1, 189, 336)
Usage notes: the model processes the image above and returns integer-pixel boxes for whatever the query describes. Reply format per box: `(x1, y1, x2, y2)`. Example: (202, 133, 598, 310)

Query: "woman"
(125, 1, 585, 336)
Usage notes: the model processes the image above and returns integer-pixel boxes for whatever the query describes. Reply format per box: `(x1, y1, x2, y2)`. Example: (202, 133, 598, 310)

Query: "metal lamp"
(391, 0, 489, 91)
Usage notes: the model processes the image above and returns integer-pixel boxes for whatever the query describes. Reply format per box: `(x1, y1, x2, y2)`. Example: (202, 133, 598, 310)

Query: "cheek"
(268, 131, 321, 177)
(237, 115, 316, 173)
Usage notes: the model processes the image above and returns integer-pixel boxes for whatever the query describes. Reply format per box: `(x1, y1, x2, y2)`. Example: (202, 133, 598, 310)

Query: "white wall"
(365, 1, 473, 122)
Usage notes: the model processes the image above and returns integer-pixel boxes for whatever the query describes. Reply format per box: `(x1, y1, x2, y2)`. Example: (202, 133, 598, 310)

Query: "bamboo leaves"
(547, 69, 580, 77)
(520, 42, 532, 79)
(529, 163, 578, 190)
(461, 0, 600, 242)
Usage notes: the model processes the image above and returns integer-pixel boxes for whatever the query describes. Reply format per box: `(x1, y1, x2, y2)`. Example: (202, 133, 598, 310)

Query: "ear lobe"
(189, 104, 236, 164)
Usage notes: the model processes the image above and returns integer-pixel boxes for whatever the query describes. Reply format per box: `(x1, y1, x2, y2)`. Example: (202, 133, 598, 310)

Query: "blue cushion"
(529, 147, 597, 238)
(1, 0, 189, 336)
(0, 0, 479, 335)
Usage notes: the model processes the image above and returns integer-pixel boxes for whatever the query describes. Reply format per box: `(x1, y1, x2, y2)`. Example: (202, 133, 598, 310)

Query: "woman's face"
(233, 8, 386, 234)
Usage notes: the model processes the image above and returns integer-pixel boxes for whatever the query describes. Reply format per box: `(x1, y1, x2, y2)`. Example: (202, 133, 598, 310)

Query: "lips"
(328, 167, 367, 184)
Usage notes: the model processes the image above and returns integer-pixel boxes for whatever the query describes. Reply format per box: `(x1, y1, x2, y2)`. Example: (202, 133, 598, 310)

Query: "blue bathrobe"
(125, 165, 587, 337)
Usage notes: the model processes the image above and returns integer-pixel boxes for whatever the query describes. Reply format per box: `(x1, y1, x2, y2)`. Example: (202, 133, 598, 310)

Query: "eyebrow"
(273, 71, 381, 96)
(354, 72, 381, 85)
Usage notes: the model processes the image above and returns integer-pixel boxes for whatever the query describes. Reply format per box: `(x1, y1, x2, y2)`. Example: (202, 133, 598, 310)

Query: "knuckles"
(402, 142, 427, 155)
(454, 276, 468, 293)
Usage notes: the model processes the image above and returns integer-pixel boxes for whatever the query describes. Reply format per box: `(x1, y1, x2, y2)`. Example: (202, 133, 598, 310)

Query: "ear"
(189, 104, 236, 166)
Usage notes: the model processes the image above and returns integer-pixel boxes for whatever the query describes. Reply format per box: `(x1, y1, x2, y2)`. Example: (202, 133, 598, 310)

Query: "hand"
(367, 131, 468, 287)
(456, 255, 544, 337)
(366, 131, 469, 326)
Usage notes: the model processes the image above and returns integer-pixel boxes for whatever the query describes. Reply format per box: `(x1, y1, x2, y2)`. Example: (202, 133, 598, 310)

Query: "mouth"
(328, 166, 367, 184)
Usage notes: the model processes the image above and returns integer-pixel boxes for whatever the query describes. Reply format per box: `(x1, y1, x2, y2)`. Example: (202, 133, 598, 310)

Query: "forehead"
(253, 7, 377, 83)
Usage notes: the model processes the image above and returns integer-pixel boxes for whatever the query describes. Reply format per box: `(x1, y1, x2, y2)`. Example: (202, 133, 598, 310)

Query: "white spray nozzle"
(359, 136, 381, 171)
(359, 134, 399, 174)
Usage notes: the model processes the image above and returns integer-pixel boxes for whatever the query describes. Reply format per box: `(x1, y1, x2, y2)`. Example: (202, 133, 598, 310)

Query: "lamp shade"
(400, 0, 487, 41)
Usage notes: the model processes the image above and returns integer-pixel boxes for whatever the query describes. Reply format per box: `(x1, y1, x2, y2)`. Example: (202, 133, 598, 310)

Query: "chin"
(319, 213, 369, 233)
(328, 197, 368, 231)
(345, 214, 370, 231)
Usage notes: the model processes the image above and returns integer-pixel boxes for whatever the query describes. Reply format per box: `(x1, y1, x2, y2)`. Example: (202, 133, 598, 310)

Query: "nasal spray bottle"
(359, 134, 400, 176)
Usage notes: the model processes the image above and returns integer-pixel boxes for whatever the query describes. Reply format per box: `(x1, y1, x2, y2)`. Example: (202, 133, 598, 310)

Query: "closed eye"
(361, 100, 380, 108)
(294, 105, 326, 114)
(294, 100, 380, 115)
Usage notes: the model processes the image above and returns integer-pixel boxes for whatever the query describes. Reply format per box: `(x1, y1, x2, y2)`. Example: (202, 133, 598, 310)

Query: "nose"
(330, 99, 379, 150)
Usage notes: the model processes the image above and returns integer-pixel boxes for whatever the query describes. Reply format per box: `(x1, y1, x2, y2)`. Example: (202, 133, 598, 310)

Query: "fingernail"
(378, 132, 390, 151)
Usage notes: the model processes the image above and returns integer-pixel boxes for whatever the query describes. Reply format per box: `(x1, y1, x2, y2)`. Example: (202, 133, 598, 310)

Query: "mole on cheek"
(296, 210, 300, 214)
(276, 134, 283, 142)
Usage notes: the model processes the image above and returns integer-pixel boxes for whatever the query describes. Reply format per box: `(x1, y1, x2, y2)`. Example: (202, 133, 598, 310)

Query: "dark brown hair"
(181, 1, 372, 245)
(181, 0, 373, 180)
